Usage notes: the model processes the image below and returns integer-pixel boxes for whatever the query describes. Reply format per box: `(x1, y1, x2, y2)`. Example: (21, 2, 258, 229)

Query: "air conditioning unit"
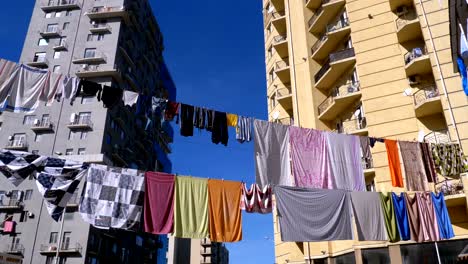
(396, 6, 408, 16)
(27, 212, 34, 218)
(8, 136, 13, 141)
(408, 75, 421, 85)
(82, 64, 89, 70)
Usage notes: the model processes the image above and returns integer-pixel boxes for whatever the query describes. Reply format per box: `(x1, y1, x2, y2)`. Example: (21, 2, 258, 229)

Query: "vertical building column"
(389, 245, 403, 264)
(354, 248, 363, 264)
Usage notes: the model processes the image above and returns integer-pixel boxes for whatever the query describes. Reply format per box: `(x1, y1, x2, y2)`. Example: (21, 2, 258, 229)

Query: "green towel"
(174, 176, 209, 238)
(380, 192, 401, 242)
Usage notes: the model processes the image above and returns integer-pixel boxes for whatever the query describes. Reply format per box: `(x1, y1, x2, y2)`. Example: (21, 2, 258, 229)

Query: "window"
(35, 134, 42, 142)
(97, 34, 105, 41)
(87, 34, 94, 42)
(366, 181, 375, 192)
(78, 112, 91, 122)
(59, 258, 67, 264)
(34, 52, 46, 63)
(63, 22, 70, 30)
(65, 149, 73, 155)
(68, 130, 78, 140)
(38, 38, 48, 46)
(53, 51, 61, 59)
(65, 10, 72, 16)
(46, 23, 58, 33)
(59, 37, 67, 46)
(49, 232, 58, 244)
(78, 148, 86, 155)
(81, 131, 88, 140)
(19, 211, 28, 222)
(53, 65, 61, 73)
(81, 96, 93, 104)
(32, 150, 39, 155)
(23, 115, 36, 125)
(55, 11, 62, 18)
(24, 189, 33, 200)
(45, 12, 53, 18)
(46, 257, 54, 264)
(62, 232, 71, 250)
(84, 48, 96, 58)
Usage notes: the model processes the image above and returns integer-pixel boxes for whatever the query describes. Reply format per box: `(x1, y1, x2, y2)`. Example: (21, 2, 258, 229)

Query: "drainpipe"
(417, 0, 462, 149)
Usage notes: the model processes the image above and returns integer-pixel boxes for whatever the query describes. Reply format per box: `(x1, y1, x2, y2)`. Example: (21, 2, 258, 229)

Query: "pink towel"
(144, 172, 175, 234)
(3, 221, 15, 233)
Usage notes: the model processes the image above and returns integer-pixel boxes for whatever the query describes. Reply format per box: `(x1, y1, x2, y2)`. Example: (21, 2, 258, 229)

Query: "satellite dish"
(403, 88, 412, 96)
(272, 111, 280, 120)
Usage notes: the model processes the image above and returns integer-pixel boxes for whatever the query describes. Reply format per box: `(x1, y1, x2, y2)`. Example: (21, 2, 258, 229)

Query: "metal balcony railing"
(311, 18, 350, 54)
(69, 117, 93, 128)
(272, 11, 286, 19)
(276, 86, 292, 97)
(5, 244, 24, 255)
(32, 57, 49, 64)
(396, 9, 418, 30)
(42, 0, 80, 7)
(362, 156, 374, 170)
(91, 23, 112, 31)
(338, 117, 367, 133)
(32, 120, 54, 130)
(275, 59, 289, 71)
(424, 130, 451, 144)
(436, 178, 464, 196)
(88, 6, 125, 14)
(318, 82, 360, 115)
(315, 60, 331, 82)
(413, 85, 439, 107)
(307, 0, 340, 28)
(6, 140, 28, 149)
(273, 34, 287, 44)
(40, 27, 62, 35)
(40, 243, 82, 253)
(314, 48, 355, 82)
(277, 117, 294, 125)
(0, 199, 24, 208)
(404, 46, 428, 65)
(54, 40, 68, 50)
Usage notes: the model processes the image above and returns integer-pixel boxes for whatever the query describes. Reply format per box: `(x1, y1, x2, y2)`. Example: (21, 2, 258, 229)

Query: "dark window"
(362, 248, 390, 264)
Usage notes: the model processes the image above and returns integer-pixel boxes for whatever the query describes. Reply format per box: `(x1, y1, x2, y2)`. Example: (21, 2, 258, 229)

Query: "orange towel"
(208, 179, 242, 242)
(385, 139, 404, 187)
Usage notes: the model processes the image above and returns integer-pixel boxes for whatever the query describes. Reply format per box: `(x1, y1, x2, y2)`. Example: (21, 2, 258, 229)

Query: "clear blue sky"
(0, 0, 274, 263)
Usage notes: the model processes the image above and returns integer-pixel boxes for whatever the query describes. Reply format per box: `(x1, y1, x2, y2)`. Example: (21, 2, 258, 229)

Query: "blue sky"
(0, 0, 273, 263)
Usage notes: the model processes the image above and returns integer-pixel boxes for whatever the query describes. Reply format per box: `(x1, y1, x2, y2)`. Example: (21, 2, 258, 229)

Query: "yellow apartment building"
(262, 0, 468, 262)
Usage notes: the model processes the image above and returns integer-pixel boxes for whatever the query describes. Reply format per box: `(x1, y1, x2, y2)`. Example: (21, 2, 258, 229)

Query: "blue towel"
(431, 192, 455, 239)
(392, 193, 411, 240)
(457, 57, 468, 96)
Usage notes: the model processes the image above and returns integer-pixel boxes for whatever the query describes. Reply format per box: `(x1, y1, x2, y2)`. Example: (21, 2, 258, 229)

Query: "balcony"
(395, 9, 422, 43)
(4, 244, 24, 255)
(5, 141, 28, 151)
(53, 40, 68, 51)
(75, 65, 122, 82)
(311, 18, 350, 61)
(272, 35, 289, 58)
(424, 130, 451, 144)
(307, 0, 346, 34)
(72, 51, 107, 64)
(404, 47, 431, 76)
(413, 85, 442, 118)
(314, 48, 356, 89)
(201, 248, 212, 255)
(274, 60, 291, 83)
(27, 57, 49, 68)
(85, 6, 128, 23)
(272, 11, 287, 33)
(277, 117, 294, 126)
(39, 243, 82, 255)
(67, 118, 93, 130)
(306, 0, 322, 10)
(31, 120, 54, 132)
(338, 117, 368, 135)
(318, 82, 361, 121)
(276, 86, 293, 111)
(90, 23, 112, 33)
(0, 199, 24, 210)
(39, 27, 62, 38)
(40, 0, 81, 11)
(270, 0, 285, 13)
(362, 156, 375, 179)
(436, 179, 466, 207)
(390, 0, 414, 11)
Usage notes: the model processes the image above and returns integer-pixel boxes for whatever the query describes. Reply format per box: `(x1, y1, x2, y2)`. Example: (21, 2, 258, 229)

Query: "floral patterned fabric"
(431, 144, 468, 176)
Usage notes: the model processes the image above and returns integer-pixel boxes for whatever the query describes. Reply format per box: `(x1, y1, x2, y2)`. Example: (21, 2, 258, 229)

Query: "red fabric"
(3, 221, 15, 233)
(385, 139, 404, 187)
(164, 102, 180, 121)
(144, 172, 175, 234)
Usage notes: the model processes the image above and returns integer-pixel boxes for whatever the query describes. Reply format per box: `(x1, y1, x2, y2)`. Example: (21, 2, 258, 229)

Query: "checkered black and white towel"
(79, 164, 145, 230)
(35, 157, 88, 221)
(0, 150, 47, 186)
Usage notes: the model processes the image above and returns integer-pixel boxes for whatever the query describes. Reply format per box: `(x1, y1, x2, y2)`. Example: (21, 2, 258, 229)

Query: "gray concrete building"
(0, 0, 176, 263)
(167, 237, 229, 264)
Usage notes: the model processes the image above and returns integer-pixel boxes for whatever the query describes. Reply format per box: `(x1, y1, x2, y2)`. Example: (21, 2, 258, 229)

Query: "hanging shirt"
(240, 183, 272, 214)
(226, 113, 238, 127)
(274, 185, 353, 242)
(385, 139, 404, 188)
(174, 176, 209, 239)
(208, 179, 242, 242)
(0, 64, 48, 113)
(420, 143, 437, 183)
(431, 143, 468, 177)
(236, 116, 252, 143)
(123, 90, 139, 107)
(416, 192, 440, 242)
(290, 127, 334, 189)
(144, 172, 175, 235)
(56, 75, 80, 104)
(180, 104, 195, 137)
(391, 193, 411, 240)
(431, 192, 455, 240)
(380, 192, 401, 242)
(399, 141, 429, 191)
(79, 164, 145, 230)
(0, 150, 47, 186)
(254, 120, 292, 187)
(326, 132, 365, 191)
(101, 85, 123, 108)
(35, 157, 87, 221)
(212, 111, 229, 146)
(351, 192, 388, 241)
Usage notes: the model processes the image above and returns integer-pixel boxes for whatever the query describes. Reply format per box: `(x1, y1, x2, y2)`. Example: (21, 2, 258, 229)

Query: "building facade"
(262, 0, 468, 263)
(0, 0, 175, 263)
(167, 237, 229, 264)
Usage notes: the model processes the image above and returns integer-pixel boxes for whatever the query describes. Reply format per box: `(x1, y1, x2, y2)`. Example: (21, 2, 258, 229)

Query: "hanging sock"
(399, 141, 429, 191)
(379, 192, 401, 243)
(392, 193, 411, 240)
(144, 172, 175, 235)
(431, 192, 455, 240)
(208, 179, 242, 242)
(0, 150, 47, 186)
(174, 176, 209, 239)
(79, 164, 145, 230)
(385, 139, 404, 188)
(351, 192, 388, 241)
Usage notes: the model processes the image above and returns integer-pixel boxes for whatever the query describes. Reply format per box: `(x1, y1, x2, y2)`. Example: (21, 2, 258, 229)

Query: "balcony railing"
(362, 156, 374, 170)
(275, 60, 289, 71)
(314, 48, 355, 83)
(277, 117, 294, 125)
(0, 199, 24, 209)
(404, 47, 428, 65)
(273, 34, 287, 45)
(396, 9, 418, 30)
(32, 120, 54, 131)
(90, 23, 112, 32)
(436, 178, 464, 196)
(276, 86, 292, 98)
(337, 117, 367, 134)
(40, 243, 82, 254)
(5, 140, 28, 150)
(272, 11, 286, 20)
(311, 18, 350, 54)
(413, 85, 439, 107)
(39, 27, 62, 37)
(4, 244, 24, 255)
(28, 57, 49, 67)
(307, 0, 341, 28)
(88, 6, 125, 14)
(41, 0, 81, 10)
(68, 117, 93, 130)
(53, 40, 68, 51)
(318, 82, 360, 115)
(72, 51, 107, 64)
(424, 130, 451, 144)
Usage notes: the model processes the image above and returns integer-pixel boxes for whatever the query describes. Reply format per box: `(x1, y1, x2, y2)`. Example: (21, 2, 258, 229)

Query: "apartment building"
(167, 237, 229, 264)
(262, 0, 468, 263)
(0, 0, 176, 263)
